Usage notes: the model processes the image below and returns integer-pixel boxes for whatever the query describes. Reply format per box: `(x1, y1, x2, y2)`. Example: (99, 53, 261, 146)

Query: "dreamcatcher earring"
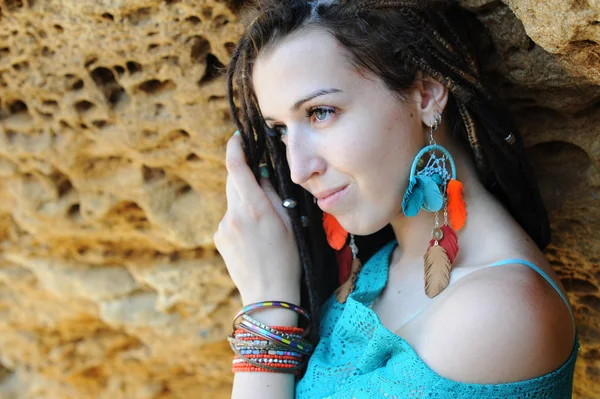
(401, 112, 467, 298)
(321, 212, 362, 304)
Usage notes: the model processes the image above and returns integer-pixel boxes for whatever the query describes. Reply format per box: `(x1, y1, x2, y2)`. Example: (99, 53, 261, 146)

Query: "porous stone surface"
(502, 0, 600, 83)
(0, 0, 596, 398)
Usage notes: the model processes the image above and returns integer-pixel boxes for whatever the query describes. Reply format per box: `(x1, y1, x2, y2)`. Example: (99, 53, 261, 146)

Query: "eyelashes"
(268, 105, 339, 140)
(305, 105, 336, 122)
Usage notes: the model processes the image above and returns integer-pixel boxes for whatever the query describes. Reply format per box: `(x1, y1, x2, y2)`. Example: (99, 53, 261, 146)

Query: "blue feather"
(402, 177, 424, 217)
(419, 175, 443, 212)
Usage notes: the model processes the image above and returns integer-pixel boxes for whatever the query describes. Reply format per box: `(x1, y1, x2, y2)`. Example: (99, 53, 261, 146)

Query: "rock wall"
(0, 0, 597, 398)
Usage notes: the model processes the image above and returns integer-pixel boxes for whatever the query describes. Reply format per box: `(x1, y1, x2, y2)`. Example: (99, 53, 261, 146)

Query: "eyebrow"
(263, 88, 342, 121)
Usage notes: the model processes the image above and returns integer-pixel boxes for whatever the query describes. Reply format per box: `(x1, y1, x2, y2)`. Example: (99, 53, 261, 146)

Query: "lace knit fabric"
(295, 241, 579, 398)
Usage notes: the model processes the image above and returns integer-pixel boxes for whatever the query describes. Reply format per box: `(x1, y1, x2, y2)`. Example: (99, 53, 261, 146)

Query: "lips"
(314, 185, 350, 212)
(313, 185, 348, 200)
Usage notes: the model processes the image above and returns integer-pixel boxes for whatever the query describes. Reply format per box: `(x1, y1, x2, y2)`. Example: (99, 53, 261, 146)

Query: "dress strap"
(393, 258, 576, 332)
(485, 259, 576, 331)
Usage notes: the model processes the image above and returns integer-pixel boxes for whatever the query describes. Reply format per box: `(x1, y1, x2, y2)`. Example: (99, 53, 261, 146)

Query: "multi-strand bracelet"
(228, 301, 313, 375)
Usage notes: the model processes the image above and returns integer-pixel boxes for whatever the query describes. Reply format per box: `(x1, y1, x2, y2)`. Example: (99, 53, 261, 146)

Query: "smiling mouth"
(315, 185, 349, 211)
(314, 185, 348, 200)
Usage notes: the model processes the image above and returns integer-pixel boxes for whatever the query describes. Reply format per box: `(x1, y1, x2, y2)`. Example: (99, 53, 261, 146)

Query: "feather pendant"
(322, 212, 348, 250)
(424, 244, 452, 298)
(335, 256, 363, 304)
(402, 177, 424, 217)
(428, 224, 459, 264)
(447, 179, 467, 231)
(420, 175, 444, 212)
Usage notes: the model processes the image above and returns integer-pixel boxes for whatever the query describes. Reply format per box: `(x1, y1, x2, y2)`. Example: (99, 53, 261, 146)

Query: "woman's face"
(252, 28, 427, 235)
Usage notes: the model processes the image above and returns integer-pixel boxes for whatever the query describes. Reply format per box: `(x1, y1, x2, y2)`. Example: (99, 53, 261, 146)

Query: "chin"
(336, 213, 390, 237)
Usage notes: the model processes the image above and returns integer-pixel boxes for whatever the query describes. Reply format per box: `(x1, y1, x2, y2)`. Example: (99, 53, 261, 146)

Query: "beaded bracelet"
(234, 321, 311, 356)
(238, 315, 313, 354)
(231, 348, 303, 362)
(231, 355, 305, 374)
(230, 302, 312, 374)
(230, 347, 303, 365)
(234, 326, 304, 336)
(230, 325, 305, 347)
(235, 318, 314, 355)
(228, 328, 302, 353)
(229, 324, 307, 374)
(233, 355, 302, 364)
(232, 363, 304, 376)
(228, 337, 304, 352)
(232, 340, 269, 347)
(233, 301, 312, 338)
(229, 339, 307, 374)
(231, 365, 303, 376)
(240, 314, 308, 343)
(228, 337, 289, 353)
(234, 328, 303, 341)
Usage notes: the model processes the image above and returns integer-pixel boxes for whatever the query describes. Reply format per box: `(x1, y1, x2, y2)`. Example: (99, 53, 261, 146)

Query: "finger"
(225, 172, 241, 209)
(225, 133, 264, 205)
(260, 177, 293, 231)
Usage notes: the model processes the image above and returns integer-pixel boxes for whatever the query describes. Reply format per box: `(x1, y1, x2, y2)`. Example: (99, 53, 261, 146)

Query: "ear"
(413, 71, 449, 127)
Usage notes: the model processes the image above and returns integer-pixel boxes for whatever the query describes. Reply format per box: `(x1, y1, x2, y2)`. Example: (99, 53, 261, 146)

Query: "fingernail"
(233, 130, 240, 136)
(260, 164, 269, 178)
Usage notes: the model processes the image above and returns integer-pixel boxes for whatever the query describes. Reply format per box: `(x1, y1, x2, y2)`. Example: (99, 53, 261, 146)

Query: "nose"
(285, 126, 326, 185)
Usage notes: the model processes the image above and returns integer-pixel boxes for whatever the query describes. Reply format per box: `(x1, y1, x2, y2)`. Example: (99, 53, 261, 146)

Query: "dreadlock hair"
(225, 0, 551, 347)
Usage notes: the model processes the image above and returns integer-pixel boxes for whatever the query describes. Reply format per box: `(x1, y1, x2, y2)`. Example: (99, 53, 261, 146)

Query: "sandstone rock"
(463, 2, 600, 113)
(502, 0, 600, 54)
(0, 0, 596, 398)
(5, 255, 139, 302)
(501, 0, 600, 83)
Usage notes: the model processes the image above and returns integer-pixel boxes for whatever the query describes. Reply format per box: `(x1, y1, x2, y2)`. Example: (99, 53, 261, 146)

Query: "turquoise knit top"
(296, 240, 579, 398)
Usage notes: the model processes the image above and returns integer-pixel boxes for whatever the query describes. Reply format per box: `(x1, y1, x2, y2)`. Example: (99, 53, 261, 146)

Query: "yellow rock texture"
(0, 0, 596, 398)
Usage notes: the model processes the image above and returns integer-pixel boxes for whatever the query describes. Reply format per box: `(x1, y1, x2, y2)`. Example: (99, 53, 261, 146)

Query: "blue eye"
(306, 106, 335, 122)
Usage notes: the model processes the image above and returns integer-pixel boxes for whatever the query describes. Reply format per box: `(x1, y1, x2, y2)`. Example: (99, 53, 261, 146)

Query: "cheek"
(350, 116, 417, 198)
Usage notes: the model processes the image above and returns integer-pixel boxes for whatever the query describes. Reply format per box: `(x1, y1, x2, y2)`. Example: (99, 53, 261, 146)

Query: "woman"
(213, 0, 579, 397)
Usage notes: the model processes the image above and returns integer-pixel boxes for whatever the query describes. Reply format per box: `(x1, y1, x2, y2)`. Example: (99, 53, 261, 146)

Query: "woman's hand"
(213, 132, 302, 306)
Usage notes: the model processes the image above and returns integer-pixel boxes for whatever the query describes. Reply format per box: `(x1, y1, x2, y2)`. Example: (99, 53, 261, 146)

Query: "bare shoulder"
(416, 261, 576, 384)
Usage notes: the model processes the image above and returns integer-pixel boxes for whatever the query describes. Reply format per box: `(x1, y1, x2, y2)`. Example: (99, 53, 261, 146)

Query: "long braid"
(225, 35, 247, 133)
(235, 46, 254, 165)
(437, 12, 481, 77)
(390, 9, 489, 99)
(240, 51, 261, 174)
(458, 102, 488, 174)
(357, 2, 486, 97)
(263, 121, 321, 341)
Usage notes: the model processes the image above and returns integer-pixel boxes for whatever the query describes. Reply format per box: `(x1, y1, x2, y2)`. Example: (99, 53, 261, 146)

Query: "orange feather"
(447, 179, 467, 231)
(322, 212, 348, 250)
